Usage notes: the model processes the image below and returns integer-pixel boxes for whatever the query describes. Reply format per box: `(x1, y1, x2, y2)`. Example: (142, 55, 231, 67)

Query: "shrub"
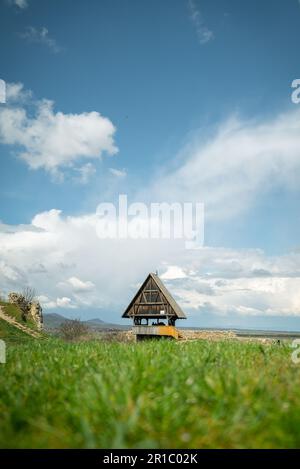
(59, 319, 89, 341)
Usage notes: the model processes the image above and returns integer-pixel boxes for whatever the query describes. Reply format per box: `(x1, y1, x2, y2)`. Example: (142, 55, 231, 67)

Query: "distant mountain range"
(43, 313, 128, 330)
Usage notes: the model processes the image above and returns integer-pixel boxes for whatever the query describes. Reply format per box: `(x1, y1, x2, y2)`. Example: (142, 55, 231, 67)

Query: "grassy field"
(0, 318, 33, 344)
(0, 337, 300, 449)
(0, 300, 37, 331)
(0, 303, 36, 345)
(0, 300, 25, 323)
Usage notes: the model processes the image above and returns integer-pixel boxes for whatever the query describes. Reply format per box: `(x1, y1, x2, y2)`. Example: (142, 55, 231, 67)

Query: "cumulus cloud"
(62, 277, 95, 293)
(161, 265, 187, 280)
(160, 248, 300, 318)
(0, 208, 181, 314)
(1, 208, 300, 322)
(56, 296, 75, 308)
(37, 295, 76, 309)
(20, 26, 62, 53)
(4, 82, 31, 102)
(0, 83, 118, 181)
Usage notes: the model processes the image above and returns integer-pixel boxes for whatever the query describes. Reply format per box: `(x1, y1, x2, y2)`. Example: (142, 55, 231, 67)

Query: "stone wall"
(8, 292, 43, 330)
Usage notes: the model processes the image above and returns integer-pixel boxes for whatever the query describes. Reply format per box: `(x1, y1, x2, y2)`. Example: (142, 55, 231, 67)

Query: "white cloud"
(65, 277, 95, 292)
(0, 79, 5, 104)
(188, 0, 214, 45)
(159, 248, 300, 317)
(161, 265, 187, 280)
(7, 0, 28, 9)
(37, 295, 76, 309)
(0, 208, 181, 315)
(5, 82, 30, 102)
(1, 208, 300, 320)
(74, 163, 96, 184)
(20, 27, 62, 53)
(56, 297, 75, 308)
(36, 296, 57, 309)
(0, 83, 118, 180)
(0, 260, 23, 282)
(109, 168, 127, 178)
(150, 108, 300, 222)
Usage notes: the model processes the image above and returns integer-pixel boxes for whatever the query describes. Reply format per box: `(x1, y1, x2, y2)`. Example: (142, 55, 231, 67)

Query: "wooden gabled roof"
(122, 272, 186, 319)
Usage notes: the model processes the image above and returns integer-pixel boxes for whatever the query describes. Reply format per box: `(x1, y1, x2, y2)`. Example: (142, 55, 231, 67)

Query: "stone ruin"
(8, 292, 43, 331)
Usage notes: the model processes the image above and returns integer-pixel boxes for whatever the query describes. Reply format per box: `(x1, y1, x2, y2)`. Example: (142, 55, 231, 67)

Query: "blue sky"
(1, 0, 300, 329)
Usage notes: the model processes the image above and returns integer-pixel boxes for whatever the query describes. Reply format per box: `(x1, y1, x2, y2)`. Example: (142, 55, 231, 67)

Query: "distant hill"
(43, 313, 128, 330)
(85, 318, 106, 325)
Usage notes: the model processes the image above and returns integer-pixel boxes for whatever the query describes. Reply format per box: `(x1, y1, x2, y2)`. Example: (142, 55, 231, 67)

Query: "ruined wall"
(8, 292, 43, 330)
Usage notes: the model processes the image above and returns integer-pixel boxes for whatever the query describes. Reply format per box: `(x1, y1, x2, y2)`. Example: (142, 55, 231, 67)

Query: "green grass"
(0, 300, 37, 331)
(0, 318, 34, 344)
(0, 301, 23, 323)
(0, 338, 299, 448)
